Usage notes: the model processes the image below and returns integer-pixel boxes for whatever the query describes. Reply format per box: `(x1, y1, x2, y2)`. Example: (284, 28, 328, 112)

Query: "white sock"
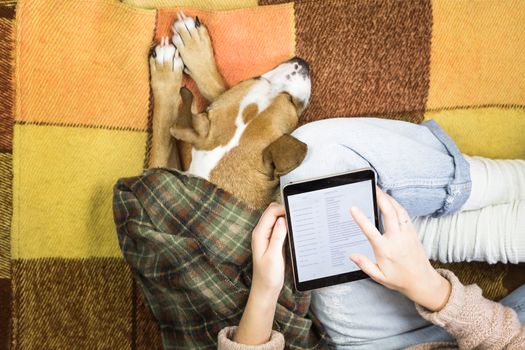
(462, 156, 525, 211)
(414, 200, 525, 264)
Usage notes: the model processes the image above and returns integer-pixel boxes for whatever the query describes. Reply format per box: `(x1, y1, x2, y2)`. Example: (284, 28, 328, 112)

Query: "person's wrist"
(250, 281, 281, 305)
(234, 281, 279, 345)
(407, 270, 451, 312)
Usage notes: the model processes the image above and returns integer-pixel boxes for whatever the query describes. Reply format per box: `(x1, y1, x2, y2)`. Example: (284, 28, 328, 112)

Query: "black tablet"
(281, 169, 381, 291)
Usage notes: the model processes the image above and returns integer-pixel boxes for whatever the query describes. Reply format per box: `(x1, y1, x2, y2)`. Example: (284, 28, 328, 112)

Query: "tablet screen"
(286, 179, 376, 283)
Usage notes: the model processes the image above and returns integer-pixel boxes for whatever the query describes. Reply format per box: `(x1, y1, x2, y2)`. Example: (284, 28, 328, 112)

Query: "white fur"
(154, 40, 182, 69)
(262, 61, 311, 109)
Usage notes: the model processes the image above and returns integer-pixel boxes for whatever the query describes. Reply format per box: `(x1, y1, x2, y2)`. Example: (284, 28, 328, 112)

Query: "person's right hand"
(251, 202, 288, 299)
(234, 202, 287, 345)
(350, 188, 451, 312)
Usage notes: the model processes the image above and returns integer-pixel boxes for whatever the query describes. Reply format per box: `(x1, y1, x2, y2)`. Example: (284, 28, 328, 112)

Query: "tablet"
(281, 169, 381, 291)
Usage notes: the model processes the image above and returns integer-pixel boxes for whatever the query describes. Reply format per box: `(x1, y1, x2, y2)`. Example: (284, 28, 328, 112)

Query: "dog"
(149, 12, 311, 209)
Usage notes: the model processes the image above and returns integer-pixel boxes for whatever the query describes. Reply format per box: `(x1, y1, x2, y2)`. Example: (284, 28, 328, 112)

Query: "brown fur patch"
(242, 103, 259, 124)
(209, 94, 300, 208)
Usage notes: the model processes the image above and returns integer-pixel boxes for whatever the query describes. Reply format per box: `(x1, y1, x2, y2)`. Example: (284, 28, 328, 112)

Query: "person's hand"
(251, 202, 288, 299)
(234, 203, 287, 345)
(350, 188, 451, 312)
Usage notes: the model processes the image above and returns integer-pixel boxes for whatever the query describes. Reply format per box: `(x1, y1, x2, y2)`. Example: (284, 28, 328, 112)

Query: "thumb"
(350, 254, 386, 284)
(267, 217, 287, 256)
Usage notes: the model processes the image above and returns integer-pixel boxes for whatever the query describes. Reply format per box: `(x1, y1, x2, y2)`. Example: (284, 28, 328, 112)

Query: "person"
(217, 190, 525, 349)
(216, 118, 525, 348)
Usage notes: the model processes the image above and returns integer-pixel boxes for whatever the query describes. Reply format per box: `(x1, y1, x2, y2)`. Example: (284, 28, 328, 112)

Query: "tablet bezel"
(281, 168, 380, 291)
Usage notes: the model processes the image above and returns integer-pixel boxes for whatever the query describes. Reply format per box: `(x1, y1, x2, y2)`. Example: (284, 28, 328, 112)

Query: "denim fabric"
(421, 120, 472, 216)
(310, 280, 454, 349)
(280, 118, 472, 218)
(310, 279, 525, 350)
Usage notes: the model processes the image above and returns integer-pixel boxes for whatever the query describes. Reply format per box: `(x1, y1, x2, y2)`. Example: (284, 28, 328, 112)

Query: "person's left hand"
(251, 202, 288, 299)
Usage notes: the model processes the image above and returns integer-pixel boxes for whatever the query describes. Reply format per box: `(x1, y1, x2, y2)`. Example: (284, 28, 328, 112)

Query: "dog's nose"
(287, 57, 310, 78)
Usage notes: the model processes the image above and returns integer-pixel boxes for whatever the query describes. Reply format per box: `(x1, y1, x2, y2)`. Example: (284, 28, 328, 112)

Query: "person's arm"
(217, 203, 287, 349)
(351, 188, 525, 348)
(416, 269, 525, 349)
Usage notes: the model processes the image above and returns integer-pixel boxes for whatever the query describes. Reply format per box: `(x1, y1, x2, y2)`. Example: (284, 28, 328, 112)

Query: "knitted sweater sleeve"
(217, 326, 285, 350)
(416, 269, 525, 349)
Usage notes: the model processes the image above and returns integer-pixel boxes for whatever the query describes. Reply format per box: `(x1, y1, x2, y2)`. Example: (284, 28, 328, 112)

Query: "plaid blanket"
(113, 168, 327, 349)
(1, 0, 525, 349)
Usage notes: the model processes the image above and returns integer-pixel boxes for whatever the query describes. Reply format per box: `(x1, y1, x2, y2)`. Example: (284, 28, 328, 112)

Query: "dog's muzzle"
(261, 56, 312, 110)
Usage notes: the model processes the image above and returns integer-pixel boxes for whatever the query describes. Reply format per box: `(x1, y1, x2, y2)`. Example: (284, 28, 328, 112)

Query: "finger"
(259, 203, 286, 234)
(350, 254, 386, 283)
(251, 222, 266, 259)
(350, 206, 382, 249)
(375, 188, 400, 234)
(252, 203, 285, 257)
(383, 191, 411, 226)
(267, 217, 287, 256)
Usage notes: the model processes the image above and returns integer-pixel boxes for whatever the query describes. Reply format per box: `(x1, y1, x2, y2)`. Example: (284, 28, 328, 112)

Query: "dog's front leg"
(172, 12, 227, 102)
(148, 37, 184, 169)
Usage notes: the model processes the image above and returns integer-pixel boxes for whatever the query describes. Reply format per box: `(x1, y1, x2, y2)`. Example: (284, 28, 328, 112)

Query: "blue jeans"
(280, 118, 471, 218)
(310, 280, 525, 349)
(279, 118, 523, 348)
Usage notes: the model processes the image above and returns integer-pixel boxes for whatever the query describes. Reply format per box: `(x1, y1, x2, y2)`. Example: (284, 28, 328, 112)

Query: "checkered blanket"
(1, 0, 524, 348)
(113, 168, 327, 349)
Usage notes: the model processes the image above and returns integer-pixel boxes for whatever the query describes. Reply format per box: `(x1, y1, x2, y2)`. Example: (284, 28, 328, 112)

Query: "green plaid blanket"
(113, 168, 327, 349)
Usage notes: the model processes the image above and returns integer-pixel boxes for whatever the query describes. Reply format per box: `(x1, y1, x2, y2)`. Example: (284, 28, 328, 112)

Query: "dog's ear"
(263, 134, 307, 178)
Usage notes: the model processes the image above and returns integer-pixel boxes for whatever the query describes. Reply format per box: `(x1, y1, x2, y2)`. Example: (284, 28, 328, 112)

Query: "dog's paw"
(171, 12, 216, 77)
(170, 11, 226, 101)
(149, 36, 183, 95)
